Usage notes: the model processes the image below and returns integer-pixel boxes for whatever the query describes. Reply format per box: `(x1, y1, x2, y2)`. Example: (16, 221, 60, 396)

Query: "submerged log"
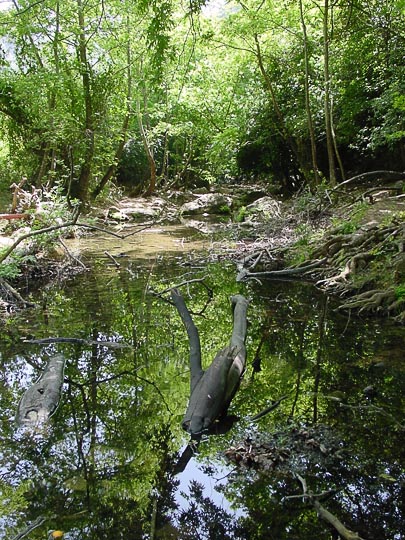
(172, 289, 249, 438)
(16, 354, 66, 426)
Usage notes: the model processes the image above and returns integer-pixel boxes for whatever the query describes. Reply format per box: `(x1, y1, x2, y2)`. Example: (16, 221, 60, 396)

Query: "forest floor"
(1, 182, 405, 321)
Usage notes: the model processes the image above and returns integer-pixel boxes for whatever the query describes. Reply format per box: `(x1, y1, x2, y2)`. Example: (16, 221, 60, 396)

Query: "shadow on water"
(0, 230, 404, 539)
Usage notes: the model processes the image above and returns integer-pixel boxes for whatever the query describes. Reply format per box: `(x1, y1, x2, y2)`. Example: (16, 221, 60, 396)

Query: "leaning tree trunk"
(16, 354, 66, 426)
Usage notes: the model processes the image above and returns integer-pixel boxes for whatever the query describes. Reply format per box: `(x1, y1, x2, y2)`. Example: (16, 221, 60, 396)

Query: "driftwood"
(171, 289, 249, 438)
(237, 257, 327, 282)
(16, 354, 66, 426)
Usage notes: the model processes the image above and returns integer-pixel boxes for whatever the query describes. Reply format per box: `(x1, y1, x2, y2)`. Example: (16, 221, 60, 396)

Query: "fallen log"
(171, 289, 249, 438)
(16, 354, 66, 426)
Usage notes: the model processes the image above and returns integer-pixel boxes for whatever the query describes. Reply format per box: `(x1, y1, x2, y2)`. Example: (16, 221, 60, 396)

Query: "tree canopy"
(0, 0, 404, 203)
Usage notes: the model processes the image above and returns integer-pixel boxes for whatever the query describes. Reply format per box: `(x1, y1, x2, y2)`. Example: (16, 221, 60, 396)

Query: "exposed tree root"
(236, 211, 404, 319)
(338, 289, 396, 311)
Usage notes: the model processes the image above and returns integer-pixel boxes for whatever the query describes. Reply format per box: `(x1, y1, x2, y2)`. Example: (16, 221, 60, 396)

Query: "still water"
(0, 225, 404, 539)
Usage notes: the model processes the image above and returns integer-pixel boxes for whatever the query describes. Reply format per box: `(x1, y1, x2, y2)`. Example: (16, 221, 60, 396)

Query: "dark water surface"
(0, 229, 404, 540)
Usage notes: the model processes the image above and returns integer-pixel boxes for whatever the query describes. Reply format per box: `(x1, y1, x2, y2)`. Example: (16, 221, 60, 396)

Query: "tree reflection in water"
(0, 258, 404, 539)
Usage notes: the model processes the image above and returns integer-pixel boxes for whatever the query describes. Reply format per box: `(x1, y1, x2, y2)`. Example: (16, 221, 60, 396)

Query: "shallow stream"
(0, 224, 404, 539)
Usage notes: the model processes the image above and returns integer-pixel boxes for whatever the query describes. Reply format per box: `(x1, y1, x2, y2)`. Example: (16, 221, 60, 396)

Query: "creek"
(0, 224, 404, 540)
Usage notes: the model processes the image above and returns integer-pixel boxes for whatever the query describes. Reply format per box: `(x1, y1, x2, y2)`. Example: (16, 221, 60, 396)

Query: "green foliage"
(234, 205, 247, 223)
(394, 284, 405, 299)
(1, 0, 405, 199)
(0, 255, 21, 279)
(0, 479, 31, 515)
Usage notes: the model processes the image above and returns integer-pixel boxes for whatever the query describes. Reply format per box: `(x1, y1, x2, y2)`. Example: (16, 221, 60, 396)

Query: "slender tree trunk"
(159, 128, 170, 185)
(331, 94, 346, 181)
(137, 96, 157, 197)
(254, 34, 309, 183)
(73, 0, 95, 205)
(313, 297, 328, 423)
(299, 0, 321, 188)
(92, 17, 133, 200)
(323, 0, 337, 186)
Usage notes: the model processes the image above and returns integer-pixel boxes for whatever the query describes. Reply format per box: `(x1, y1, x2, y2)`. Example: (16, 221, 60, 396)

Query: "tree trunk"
(72, 0, 95, 205)
(137, 96, 157, 197)
(92, 16, 133, 200)
(254, 34, 309, 184)
(323, 0, 337, 186)
(299, 0, 321, 187)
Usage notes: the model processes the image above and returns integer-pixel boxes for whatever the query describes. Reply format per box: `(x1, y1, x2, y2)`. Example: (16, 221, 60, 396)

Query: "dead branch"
(295, 474, 366, 540)
(0, 277, 36, 307)
(156, 277, 210, 296)
(172, 289, 249, 438)
(171, 287, 202, 393)
(59, 237, 88, 270)
(16, 354, 66, 426)
(329, 170, 405, 194)
(104, 250, 121, 268)
(0, 212, 156, 266)
(251, 395, 289, 421)
(360, 186, 402, 203)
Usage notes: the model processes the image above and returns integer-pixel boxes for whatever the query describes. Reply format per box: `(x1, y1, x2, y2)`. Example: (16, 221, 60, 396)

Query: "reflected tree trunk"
(289, 323, 306, 421)
(16, 354, 66, 426)
(313, 297, 328, 423)
(172, 289, 249, 438)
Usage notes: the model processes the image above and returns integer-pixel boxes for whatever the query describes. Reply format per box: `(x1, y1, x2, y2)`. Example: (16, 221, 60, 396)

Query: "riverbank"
(1, 183, 405, 320)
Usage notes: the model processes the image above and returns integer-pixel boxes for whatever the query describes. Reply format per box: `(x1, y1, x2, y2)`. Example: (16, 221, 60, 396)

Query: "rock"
(0, 236, 14, 249)
(245, 196, 281, 222)
(180, 193, 233, 216)
(108, 197, 175, 222)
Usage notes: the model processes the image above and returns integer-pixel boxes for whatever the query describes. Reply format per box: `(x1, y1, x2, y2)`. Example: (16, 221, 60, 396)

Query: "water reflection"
(0, 241, 404, 539)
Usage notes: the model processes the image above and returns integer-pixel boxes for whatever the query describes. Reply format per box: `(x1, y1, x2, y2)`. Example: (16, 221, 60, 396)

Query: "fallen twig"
(104, 251, 121, 268)
(0, 277, 36, 307)
(59, 237, 88, 270)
